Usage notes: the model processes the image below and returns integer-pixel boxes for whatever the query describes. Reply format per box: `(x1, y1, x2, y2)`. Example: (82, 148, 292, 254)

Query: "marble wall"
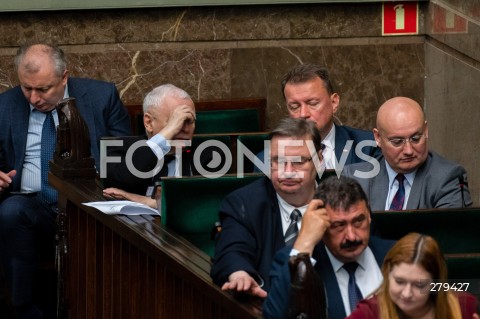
(0, 2, 425, 132)
(425, 0, 480, 205)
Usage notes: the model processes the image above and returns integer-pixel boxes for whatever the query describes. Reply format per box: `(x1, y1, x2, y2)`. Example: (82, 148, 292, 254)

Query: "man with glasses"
(343, 96, 472, 210)
(211, 118, 324, 301)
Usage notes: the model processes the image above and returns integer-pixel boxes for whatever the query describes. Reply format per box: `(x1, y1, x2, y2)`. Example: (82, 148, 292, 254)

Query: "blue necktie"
(389, 174, 405, 210)
(284, 209, 301, 246)
(343, 262, 363, 312)
(41, 111, 57, 204)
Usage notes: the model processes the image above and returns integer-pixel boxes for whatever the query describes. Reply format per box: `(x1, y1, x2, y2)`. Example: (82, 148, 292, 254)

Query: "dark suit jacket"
(342, 151, 472, 210)
(0, 77, 131, 193)
(210, 176, 286, 291)
(263, 237, 395, 319)
(103, 135, 223, 195)
(334, 124, 379, 166)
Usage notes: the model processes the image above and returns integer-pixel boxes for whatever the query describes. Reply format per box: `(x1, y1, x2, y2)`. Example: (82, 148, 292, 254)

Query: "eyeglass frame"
(381, 133, 428, 148)
(271, 156, 314, 170)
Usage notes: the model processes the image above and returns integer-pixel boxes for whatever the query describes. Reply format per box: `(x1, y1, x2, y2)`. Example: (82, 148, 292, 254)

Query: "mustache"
(340, 240, 362, 249)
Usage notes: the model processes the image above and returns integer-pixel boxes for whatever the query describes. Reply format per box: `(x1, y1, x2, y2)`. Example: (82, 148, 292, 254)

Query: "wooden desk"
(50, 173, 261, 319)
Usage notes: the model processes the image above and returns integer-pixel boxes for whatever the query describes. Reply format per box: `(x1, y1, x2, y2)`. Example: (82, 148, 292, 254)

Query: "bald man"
(342, 97, 472, 210)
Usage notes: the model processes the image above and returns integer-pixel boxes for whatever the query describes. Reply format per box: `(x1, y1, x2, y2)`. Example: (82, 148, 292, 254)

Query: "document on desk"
(82, 200, 160, 216)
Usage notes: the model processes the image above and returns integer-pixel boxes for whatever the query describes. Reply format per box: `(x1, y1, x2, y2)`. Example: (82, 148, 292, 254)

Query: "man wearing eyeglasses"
(342, 96, 472, 210)
(211, 118, 324, 304)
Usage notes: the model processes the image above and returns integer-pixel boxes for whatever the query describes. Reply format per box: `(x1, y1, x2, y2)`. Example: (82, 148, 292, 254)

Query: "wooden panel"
(50, 173, 261, 319)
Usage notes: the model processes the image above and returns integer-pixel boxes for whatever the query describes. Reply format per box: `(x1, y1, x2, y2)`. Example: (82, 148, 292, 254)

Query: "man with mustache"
(263, 176, 395, 319)
(342, 97, 472, 210)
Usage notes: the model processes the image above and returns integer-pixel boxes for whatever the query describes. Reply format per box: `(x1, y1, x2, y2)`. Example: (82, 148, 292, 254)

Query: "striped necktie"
(284, 209, 301, 246)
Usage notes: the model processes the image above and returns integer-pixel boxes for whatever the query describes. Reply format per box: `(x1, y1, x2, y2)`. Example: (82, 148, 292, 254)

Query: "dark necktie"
(284, 209, 301, 246)
(158, 154, 176, 178)
(343, 262, 363, 312)
(389, 174, 405, 210)
(41, 111, 57, 204)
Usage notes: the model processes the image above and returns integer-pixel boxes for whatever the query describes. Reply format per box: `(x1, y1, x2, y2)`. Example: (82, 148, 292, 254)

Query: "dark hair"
(314, 176, 370, 212)
(14, 43, 67, 77)
(281, 64, 334, 97)
(270, 118, 323, 154)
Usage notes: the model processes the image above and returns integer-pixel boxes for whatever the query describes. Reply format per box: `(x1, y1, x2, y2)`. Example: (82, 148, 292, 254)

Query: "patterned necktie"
(389, 174, 405, 210)
(343, 262, 363, 312)
(41, 111, 57, 204)
(284, 209, 301, 246)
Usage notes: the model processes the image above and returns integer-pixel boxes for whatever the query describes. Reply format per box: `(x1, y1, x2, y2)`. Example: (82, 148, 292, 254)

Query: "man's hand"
(103, 187, 157, 209)
(221, 270, 267, 298)
(293, 199, 330, 255)
(160, 105, 195, 140)
(0, 170, 16, 194)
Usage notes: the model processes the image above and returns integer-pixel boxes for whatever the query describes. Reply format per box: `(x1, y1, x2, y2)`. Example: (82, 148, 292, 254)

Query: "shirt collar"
(276, 193, 309, 223)
(325, 245, 370, 273)
(385, 162, 416, 188)
(322, 124, 336, 150)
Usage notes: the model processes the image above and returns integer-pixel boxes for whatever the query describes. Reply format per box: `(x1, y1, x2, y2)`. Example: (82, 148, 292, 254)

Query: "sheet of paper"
(82, 200, 159, 216)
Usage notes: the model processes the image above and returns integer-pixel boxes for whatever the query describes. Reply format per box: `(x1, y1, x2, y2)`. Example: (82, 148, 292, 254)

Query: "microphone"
(458, 176, 466, 208)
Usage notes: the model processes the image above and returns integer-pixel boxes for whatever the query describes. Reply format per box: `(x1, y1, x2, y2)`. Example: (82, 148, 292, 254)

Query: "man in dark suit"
(211, 118, 324, 299)
(255, 64, 378, 174)
(342, 96, 472, 210)
(263, 176, 395, 319)
(101, 84, 222, 207)
(0, 43, 131, 318)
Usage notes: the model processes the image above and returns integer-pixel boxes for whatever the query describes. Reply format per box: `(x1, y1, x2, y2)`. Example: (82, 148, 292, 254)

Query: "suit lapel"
(11, 97, 30, 183)
(406, 154, 431, 209)
(313, 244, 346, 319)
(334, 125, 354, 166)
(369, 159, 389, 211)
(67, 79, 96, 148)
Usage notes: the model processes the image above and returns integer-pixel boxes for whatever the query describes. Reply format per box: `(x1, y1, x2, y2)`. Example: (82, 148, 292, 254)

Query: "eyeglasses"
(271, 156, 313, 170)
(385, 134, 427, 148)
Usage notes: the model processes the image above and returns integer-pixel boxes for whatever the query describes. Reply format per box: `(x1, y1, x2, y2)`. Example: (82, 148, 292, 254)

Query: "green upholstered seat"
(372, 208, 480, 254)
(194, 109, 260, 134)
(160, 174, 264, 257)
(236, 133, 269, 173)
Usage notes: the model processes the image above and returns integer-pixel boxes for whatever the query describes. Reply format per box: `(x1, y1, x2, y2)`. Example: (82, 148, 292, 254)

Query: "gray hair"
(270, 117, 323, 154)
(142, 84, 192, 113)
(14, 43, 67, 77)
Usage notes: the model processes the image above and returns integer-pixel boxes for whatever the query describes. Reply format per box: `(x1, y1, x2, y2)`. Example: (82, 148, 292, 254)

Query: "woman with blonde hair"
(347, 232, 478, 319)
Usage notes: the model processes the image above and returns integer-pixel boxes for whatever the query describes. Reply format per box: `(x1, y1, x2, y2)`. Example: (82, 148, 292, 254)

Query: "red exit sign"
(383, 2, 419, 35)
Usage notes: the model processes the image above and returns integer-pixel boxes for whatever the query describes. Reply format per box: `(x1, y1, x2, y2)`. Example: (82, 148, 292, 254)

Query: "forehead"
(326, 200, 369, 219)
(271, 136, 312, 152)
(157, 96, 195, 115)
(390, 263, 432, 280)
(285, 77, 327, 97)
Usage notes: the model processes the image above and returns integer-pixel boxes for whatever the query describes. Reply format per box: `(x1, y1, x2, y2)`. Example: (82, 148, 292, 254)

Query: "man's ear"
(373, 128, 381, 148)
(331, 93, 340, 114)
(144, 113, 153, 134)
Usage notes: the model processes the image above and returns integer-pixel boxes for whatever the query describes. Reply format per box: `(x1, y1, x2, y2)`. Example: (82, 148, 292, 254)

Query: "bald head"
(376, 97, 425, 132)
(374, 97, 429, 174)
(15, 44, 67, 77)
